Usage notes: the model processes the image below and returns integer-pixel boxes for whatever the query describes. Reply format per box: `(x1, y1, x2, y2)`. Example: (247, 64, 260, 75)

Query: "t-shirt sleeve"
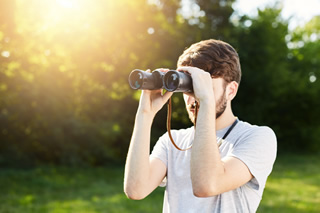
(227, 126, 277, 190)
(150, 132, 169, 168)
(150, 133, 169, 187)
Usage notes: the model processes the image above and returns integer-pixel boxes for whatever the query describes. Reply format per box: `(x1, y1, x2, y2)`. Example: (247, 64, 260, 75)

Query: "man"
(124, 39, 277, 212)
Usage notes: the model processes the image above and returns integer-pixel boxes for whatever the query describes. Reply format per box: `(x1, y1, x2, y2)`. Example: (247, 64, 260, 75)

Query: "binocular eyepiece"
(128, 69, 193, 92)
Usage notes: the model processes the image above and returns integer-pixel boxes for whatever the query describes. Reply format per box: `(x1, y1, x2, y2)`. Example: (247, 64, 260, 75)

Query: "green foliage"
(232, 7, 320, 153)
(0, 0, 319, 166)
(0, 0, 193, 166)
(0, 0, 237, 166)
(284, 17, 320, 152)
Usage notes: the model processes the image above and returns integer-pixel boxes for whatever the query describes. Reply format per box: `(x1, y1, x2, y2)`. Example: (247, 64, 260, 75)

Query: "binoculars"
(128, 69, 193, 92)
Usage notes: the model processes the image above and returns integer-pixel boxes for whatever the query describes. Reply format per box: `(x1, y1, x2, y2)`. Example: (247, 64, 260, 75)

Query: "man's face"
(183, 78, 227, 124)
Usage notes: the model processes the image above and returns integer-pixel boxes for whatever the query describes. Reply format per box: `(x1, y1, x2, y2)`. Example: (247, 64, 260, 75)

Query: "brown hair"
(177, 39, 241, 84)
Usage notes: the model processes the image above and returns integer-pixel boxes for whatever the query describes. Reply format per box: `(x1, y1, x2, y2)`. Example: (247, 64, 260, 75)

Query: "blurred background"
(0, 0, 319, 212)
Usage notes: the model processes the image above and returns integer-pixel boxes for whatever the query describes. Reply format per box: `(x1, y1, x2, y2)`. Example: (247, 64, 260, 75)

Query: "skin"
(124, 66, 253, 199)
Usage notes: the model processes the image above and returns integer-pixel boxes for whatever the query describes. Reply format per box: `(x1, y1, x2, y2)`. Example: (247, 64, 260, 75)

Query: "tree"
(233, 7, 320, 153)
(0, 0, 238, 166)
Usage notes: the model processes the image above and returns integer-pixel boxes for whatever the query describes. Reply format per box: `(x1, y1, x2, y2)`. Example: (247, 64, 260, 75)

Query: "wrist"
(199, 96, 215, 107)
(136, 109, 155, 124)
(198, 99, 216, 118)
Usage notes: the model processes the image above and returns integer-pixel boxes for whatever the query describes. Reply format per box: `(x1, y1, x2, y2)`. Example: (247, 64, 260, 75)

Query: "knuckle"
(204, 72, 210, 77)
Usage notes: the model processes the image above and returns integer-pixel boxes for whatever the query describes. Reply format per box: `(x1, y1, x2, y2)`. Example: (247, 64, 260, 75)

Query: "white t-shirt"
(150, 119, 277, 213)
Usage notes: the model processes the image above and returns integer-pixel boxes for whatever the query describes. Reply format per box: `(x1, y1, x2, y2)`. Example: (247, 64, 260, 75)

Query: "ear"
(226, 81, 238, 101)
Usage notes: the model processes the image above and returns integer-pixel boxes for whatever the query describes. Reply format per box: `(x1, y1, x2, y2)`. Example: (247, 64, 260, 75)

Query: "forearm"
(124, 111, 154, 198)
(124, 89, 172, 199)
(190, 101, 225, 196)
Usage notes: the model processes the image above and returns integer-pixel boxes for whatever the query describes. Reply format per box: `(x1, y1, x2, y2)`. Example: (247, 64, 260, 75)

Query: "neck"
(216, 105, 236, 130)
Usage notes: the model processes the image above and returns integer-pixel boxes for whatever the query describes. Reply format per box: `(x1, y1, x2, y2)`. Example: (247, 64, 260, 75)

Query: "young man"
(124, 39, 277, 212)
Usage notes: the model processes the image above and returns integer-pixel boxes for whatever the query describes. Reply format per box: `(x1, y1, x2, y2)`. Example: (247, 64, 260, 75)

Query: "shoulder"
(237, 120, 276, 141)
(229, 120, 277, 188)
(232, 120, 277, 154)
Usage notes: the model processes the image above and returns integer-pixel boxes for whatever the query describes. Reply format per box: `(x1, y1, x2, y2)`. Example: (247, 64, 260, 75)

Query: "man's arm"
(179, 66, 253, 197)
(190, 101, 253, 197)
(124, 88, 171, 200)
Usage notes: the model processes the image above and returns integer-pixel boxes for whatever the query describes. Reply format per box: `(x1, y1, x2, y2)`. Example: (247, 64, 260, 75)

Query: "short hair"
(177, 39, 241, 84)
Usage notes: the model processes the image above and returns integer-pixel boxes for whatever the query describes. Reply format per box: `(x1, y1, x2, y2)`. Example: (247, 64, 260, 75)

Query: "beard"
(188, 89, 227, 124)
(215, 89, 227, 119)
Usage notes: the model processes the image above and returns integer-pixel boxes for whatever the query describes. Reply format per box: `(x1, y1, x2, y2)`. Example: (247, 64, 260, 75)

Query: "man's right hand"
(137, 69, 172, 116)
(137, 89, 172, 115)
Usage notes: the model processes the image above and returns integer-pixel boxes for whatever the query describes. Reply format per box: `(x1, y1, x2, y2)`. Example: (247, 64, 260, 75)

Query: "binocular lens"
(133, 72, 143, 89)
(129, 70, 144, 89)
(163, 70, 192, 92)
(165, 73, 179, 91)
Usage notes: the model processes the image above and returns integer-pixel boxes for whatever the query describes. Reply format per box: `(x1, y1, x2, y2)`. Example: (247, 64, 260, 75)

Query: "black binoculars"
(128, 69, 193, 92)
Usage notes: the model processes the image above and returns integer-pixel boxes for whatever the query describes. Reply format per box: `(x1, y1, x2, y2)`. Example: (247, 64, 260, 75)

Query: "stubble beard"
(188, 90, 227, 124)
(215, 89, 227, 119)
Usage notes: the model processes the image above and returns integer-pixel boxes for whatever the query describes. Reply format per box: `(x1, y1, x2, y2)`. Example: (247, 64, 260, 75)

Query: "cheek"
(211, 78, 226, 101)
(213, 86, 224, 101)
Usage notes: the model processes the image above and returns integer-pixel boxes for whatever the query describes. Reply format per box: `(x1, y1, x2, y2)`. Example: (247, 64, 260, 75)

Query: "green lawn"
(257, 154, 320, 213)
(0, 154, 319, 213)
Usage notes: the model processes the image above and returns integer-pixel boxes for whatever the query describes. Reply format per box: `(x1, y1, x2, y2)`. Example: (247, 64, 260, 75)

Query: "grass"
(0, 154, 319, 213)
(257, 154, 320, 212)
(0, 166, 164, 213)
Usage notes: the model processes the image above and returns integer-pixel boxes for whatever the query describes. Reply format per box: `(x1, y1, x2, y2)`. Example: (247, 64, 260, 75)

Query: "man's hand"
(137, 69, 173, 116)
(177, 66, 215, 104)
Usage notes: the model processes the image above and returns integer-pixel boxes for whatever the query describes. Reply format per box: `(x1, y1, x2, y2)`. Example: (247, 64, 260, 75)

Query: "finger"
(141, 90, 151, 96)
(177, 66, 197, 76)
(162, 90, 173, 102)
(150, 89, 164, 97)
(142, 88, 162, 95)
(156, 68, 170, 73)
(177, 66, 203, 74)
(177, 66, 194, 71)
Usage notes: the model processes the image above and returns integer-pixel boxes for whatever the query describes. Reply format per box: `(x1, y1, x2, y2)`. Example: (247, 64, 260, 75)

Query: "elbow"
(124, 185, 147, 200)
(124, 190, 146, 200)
(193, 188, 216, 198)
(191, 171, 224, 197)
(192, 182, 220, 198)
